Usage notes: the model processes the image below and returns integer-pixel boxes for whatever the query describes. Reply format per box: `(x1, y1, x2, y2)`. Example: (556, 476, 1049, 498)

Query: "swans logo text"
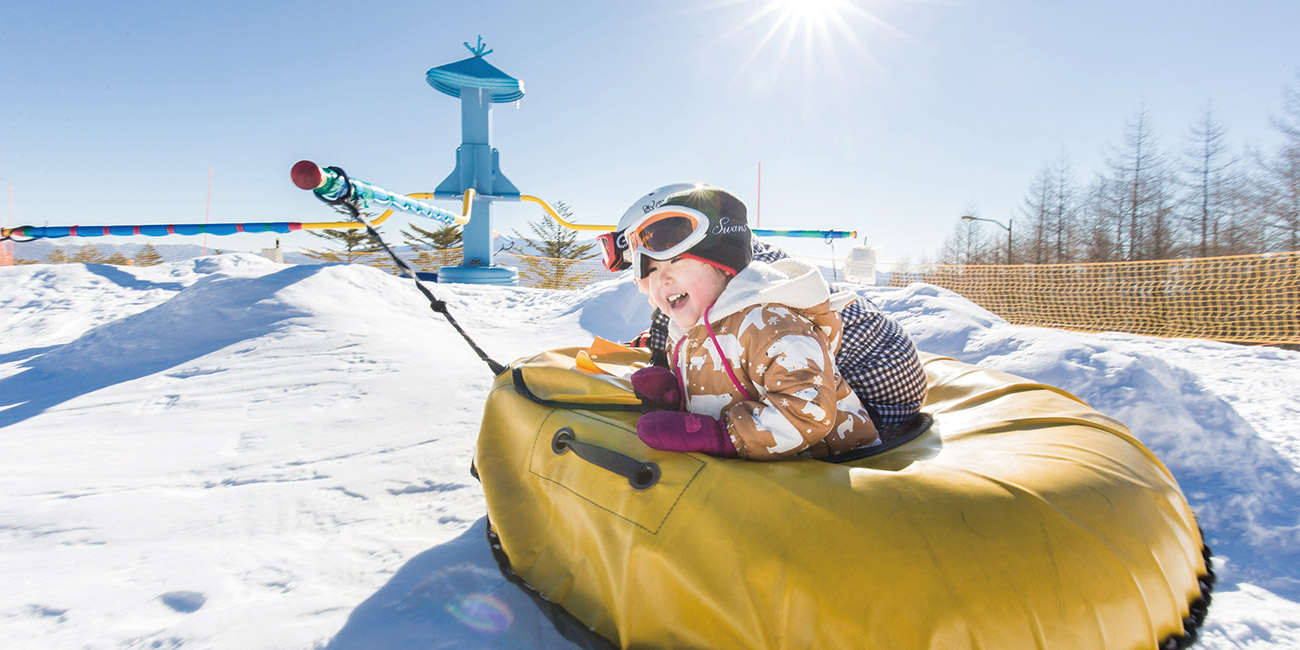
(711, 216, 748, 235)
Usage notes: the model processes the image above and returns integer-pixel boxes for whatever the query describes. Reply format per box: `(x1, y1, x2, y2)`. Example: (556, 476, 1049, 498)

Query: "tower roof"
(426, 55, 524, 103)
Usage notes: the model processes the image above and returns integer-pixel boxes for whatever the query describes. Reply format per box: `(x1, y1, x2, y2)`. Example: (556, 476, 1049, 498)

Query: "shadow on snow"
(0, 265, 323, 428)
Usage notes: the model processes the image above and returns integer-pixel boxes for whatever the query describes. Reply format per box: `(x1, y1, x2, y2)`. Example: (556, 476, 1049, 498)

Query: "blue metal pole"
(461, 87, 494, 267)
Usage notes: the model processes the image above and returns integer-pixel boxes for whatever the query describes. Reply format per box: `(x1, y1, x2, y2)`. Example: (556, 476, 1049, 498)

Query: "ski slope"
(2, 254, 1299, 649)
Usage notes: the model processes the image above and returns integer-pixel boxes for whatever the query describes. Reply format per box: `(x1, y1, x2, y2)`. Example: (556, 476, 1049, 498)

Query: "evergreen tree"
(46, 249, 70, 264)
(511, 201, 598, 289)
(133, 243, 164, 266)
(71, 245, 105, 264)
(401, 223, 462, 272)
(302, 227, 387, 267)
(103, 252, 130, 265)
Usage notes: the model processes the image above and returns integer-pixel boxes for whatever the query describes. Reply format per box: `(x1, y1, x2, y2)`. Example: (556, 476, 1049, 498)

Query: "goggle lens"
(623, 206, 711, 279)
(636, 215, 701, 253)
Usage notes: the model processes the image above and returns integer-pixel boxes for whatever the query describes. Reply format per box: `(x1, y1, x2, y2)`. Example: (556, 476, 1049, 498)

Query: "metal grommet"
(629, 462, 660, 491)
(551, 427, 574, 455)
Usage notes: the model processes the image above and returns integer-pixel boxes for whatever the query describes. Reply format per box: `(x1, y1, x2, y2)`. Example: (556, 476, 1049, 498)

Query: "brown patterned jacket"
(666, 259, 880, 460)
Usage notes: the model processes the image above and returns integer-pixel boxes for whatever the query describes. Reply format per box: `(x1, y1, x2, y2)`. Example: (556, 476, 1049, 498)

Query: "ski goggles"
(624, 205, 711, 277)
(597, 230, 631, 272)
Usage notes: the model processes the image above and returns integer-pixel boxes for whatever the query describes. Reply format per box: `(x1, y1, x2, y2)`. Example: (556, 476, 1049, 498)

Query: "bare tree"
(1019, 153, 1079, 264)
(1079, 178, 1121, 262)
(1100, 104, 1179, 260)
(1257, 73, 1300, 251)
(1049, 154, 1079, 262)
(1181, 100, 1247, 257)
(1019, 166, 1054, 265)
(937, 204, 997, 265)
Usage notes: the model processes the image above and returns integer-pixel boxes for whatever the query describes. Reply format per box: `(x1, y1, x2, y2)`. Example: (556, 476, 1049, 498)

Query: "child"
(624, 187, 880, 460)
(603, 183, 928, 430)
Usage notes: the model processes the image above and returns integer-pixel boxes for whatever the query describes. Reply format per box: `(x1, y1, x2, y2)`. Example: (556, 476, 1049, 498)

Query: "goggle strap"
(681, 253, 737, 277)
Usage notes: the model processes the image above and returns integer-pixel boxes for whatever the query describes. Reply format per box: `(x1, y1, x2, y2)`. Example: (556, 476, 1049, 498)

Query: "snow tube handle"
(552, 428, 661, 491)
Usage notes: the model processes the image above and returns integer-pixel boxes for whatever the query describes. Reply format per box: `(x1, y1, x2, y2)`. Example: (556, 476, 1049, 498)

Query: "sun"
(768, 0, 855, 22)
(710, 0, 892, 87)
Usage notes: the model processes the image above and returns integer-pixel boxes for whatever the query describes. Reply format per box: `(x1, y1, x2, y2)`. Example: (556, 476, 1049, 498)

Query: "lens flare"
(444, 592, 513, 633)
(691, 0, 903, 90)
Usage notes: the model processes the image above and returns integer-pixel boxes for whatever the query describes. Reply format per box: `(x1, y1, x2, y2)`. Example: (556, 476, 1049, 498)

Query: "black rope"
(314, 167, 506, 377)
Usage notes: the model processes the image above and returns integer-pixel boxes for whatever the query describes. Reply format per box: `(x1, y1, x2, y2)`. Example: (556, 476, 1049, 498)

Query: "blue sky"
(3, 0, 1299, 266)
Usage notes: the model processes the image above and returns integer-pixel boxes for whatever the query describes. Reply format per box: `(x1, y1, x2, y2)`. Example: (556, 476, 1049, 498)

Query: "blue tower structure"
(427, 37, 523, 285)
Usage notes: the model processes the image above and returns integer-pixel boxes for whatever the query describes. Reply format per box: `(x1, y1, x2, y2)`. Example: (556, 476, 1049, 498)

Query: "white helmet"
(617, 183, 710, 233)
(598, 183, 714, 273)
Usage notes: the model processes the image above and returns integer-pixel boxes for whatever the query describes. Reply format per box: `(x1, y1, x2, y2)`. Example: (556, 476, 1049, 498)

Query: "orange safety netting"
(889, 251, 1300, 345)
(374, 248, 1300, 344)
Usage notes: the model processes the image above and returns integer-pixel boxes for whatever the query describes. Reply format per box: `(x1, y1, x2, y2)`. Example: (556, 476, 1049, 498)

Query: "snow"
(2, 254, 1299, 649)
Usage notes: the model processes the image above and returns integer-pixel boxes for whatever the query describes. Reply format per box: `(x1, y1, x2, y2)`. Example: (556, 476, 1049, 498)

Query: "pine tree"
(302, 227, 387, 266)
(103, 252, 130, 265)
(402, 223, 462, 272)
(46, 249, 70, 264)
(134, 243, 164, 266)
(71, 245, 105, 264)
(511, 201, 598, 289)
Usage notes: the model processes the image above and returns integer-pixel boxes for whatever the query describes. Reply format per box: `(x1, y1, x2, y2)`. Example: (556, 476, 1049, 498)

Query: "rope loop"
(1, 226, 36, 242)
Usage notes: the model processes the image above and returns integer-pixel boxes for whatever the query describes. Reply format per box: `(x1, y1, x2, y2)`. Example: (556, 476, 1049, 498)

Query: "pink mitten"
(636, 411, 738, 458)
(630, 366, 682, 411)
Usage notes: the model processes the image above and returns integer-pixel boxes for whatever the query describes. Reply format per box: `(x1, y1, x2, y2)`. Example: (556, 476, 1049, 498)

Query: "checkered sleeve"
(752, 238, 788, 264)
(835, 295, 928, 427)
(752, 239, 926, 424)
(648, 309, 671, 367)
(649, 238, 927, 421)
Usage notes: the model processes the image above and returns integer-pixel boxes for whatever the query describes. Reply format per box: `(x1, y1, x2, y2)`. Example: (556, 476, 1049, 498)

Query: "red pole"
(3, 184, 13, 265)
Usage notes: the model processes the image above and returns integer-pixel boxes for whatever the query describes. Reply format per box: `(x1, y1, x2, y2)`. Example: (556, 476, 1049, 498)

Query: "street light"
(961, 215, 1013, 265)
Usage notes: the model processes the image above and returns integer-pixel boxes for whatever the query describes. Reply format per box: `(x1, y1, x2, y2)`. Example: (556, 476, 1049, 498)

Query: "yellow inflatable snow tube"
(474, 346, 1212, 649)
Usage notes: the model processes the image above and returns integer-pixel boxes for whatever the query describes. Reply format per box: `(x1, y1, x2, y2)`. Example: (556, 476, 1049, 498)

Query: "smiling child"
(625, 187, 880, 460)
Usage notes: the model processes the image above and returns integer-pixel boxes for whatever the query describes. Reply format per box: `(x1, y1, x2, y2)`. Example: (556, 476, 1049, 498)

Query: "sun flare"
(708, 0, 893, 88)
(768, 0, 853, 22)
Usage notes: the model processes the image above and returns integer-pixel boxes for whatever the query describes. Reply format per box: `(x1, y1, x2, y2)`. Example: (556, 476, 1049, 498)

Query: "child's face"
(642, 256, 730, 329)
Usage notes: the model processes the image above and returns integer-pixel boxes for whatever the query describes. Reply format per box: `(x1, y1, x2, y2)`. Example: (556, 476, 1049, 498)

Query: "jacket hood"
(667, 258, 854, 340)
